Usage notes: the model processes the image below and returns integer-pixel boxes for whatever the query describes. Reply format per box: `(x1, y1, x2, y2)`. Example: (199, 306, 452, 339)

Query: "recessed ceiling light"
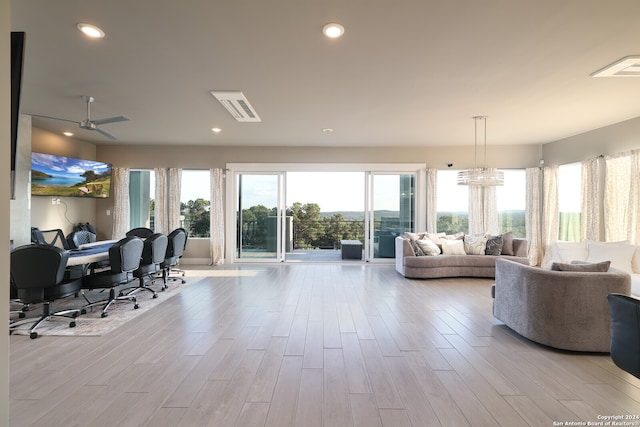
(63, 131, 74, 137)
(77, 23, 105, 38)
(322, 23, 344, 39)
(211, 127, 222, 133)
(322, 128, 334, 133)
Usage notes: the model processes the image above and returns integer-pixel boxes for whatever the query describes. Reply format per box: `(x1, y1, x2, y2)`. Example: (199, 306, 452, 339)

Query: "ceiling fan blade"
(29, 113, 80, 125)
(94, 127, 118, 140)
(92, 116, 129, 126)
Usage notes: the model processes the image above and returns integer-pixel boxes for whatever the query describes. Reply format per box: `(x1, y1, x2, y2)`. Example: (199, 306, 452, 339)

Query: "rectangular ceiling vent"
(211, 91, 261, 122)
(591, 56, 640, 77)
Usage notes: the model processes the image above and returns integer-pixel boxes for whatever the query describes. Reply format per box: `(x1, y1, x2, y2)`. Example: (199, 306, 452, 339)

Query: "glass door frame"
(225, 163, 426, 263)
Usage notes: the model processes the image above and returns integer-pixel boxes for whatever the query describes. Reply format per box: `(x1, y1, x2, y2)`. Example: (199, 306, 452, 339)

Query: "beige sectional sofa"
(493, 258, 631, 352)
(395, 235, 529, 279)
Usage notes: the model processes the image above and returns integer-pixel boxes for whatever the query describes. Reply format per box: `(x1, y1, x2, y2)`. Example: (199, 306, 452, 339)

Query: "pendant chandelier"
(457, 116, 504, 186)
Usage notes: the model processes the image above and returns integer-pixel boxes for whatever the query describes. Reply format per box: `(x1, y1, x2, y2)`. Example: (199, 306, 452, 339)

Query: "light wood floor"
(10, 263, 640, 426)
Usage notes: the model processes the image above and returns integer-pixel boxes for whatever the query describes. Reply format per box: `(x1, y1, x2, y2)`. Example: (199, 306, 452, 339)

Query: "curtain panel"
(168, 168, 182, 232)
(525, 167, 542, 266)
(426, 168, 437, 233)
(541, 166, 559, 266)
(210, 169, 225, 265)
(154, 168, 168, 235)
(581, 157, 601, 242)
(111, 167, 131, 240)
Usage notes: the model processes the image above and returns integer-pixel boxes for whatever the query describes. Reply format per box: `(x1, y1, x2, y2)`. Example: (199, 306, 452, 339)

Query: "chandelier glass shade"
(457, 116, 504, 186)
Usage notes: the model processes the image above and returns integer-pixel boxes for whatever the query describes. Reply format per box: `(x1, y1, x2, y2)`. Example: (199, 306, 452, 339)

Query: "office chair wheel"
(29, 332, 38, 339)
(152, 293, 158, 299)
(69, 321, 76, 328)
(81, 309, 87, 315)
(18, 312, 25, 319)
(101, 312, 108, 318)
(118, 291, 124, 297)
(134, 304, 139, 309)
(72, 311, 79, 318)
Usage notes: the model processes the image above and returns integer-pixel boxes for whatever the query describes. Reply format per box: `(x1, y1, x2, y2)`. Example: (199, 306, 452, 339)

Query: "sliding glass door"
(366, 173, 416, 260)
(235, 173, 285, 261)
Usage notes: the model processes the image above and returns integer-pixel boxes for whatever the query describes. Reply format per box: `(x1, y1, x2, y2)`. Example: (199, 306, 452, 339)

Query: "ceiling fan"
(31, 95, 129, 140)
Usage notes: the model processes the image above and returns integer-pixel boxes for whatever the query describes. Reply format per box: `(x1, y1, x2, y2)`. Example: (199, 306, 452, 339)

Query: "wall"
(543, 116, 640, 165)
(30, 127, 100, 238)
(1, 0, 10, 422)
(10, 115, 31, 247)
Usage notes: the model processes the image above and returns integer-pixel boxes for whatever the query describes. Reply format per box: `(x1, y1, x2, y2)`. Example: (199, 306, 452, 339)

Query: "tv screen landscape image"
(31, 152, 112, 198)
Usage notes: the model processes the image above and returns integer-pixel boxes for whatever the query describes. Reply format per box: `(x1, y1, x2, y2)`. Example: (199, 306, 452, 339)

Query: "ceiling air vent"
(210, 91, 261, 122)
(591, 56, 640, 77)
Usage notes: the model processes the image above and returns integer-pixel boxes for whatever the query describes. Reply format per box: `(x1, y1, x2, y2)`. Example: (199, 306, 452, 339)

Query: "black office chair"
(31, 227, 70, 249)
(608, 293, 640, 379)
(126, 227, 154, 238)
(10, 244, 82, 339)
(81, 236, 144, 317)
(66, 229, 97, 249)
(161, 228, 187, 285)
(121, 233, 168, 297)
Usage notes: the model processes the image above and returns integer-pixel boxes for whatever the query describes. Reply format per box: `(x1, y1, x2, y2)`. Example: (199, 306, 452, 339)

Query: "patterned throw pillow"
(408, 238, 426, 256)
(463, 235, 488, 255)
(415, 236, 441, 256)
(485, 235, 504, 255)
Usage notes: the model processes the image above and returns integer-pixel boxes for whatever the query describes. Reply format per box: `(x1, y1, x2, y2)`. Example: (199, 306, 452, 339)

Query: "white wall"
(1, 0, 11, 422)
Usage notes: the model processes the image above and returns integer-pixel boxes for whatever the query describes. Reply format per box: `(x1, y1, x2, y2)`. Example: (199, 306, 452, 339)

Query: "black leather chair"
(66, 229, 97, 249)
(161, 228, 187, 285)
(31, 227, 70, 249)
(608, 293, 640, 378)
(81, 236, 144, 317)
(122, 233, 168, 297)
(126, 227, 154, 238)
(10, 244, 82, 339)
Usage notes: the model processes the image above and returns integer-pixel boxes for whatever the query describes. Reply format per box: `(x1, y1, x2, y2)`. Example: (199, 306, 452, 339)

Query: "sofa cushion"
(441, 239, 466, 255)
(485, 235, 504, 255)
(415, 236, 441, 256)
(501, 231, 514, 255)
(464, 235, 487, 255)
(554, 241, 588, 263)
(586, 241, 636, 274)
(550, 261, 611, 272)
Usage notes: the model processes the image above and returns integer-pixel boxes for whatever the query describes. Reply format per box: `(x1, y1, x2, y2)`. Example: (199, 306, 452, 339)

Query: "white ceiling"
(11, 0, 640, 147)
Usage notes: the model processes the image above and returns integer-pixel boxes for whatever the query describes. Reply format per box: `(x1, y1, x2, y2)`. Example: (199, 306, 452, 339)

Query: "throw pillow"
(553, 241, 588, 263)
(501, 231, 514, 255)
(485, 235, 504, 255)
(426, 232, 447, 249)
(463, 235, 487, 255)
(415, 236, 441, 256)
(408, 238, 425, 256)
(550, 261, 611, 272)
(441, 239, 466, 255)
(444, 232, 465, 240)
(586, 241, 636, 274)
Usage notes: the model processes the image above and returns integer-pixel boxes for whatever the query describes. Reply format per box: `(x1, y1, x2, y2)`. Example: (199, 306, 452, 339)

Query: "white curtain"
(467, 179, 498, 235)
(581, 157, 600, 242)
(111, 167, 130, 240)
(605, 150, 640, 243)
(154, 168, 168, 235)
(525, 167, 543, 266)
(168, 168, 182, 231)
(210, 168, 225, 265)
(426, 168, 437, 232)
(541, 166, 559, 266)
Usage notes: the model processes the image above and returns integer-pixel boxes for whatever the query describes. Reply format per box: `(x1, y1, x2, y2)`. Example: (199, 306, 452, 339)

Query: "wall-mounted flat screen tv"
(31, 152, 112, 198)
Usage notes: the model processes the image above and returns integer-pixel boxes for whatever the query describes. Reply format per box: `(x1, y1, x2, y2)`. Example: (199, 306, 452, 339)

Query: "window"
(496, 169, 526, 237)
(181, 170, 211, 238)
(129, 170, 154, 230)
(436, 170, 469, 233)
(558, 163, 581, 241)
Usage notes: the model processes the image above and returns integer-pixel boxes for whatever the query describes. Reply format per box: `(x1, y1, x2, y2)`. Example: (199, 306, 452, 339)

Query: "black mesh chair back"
(110, 236, 145, 274)
(67, 229, 97, 249)
(31, 227, 70, 249)
(608, 293, 640, 378)
(126, 227, 154, 238)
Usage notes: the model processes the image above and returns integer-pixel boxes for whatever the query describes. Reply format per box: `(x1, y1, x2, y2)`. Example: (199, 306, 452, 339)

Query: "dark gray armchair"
(81, 236, 144, 317)
(608, 293, 640, 378)
(10, 244, 82, 339)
